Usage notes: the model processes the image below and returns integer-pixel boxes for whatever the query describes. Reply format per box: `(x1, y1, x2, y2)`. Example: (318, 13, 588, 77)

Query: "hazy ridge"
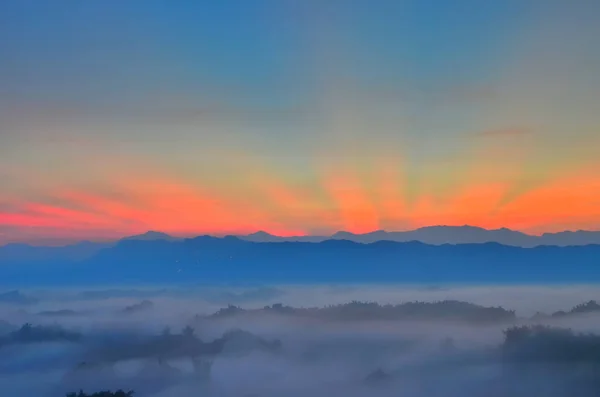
(2, 233, 600, 286)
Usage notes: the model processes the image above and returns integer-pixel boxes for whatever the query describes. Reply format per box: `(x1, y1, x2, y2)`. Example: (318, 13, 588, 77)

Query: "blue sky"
(0, 0, 532, 109)
(1, 0, 600, 243)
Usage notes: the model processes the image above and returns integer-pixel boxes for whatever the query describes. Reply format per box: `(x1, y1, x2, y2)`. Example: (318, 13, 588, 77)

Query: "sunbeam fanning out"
(1, 158, 599, 244)
(1, 1, 600, 243)
(1, 2, 600, 396)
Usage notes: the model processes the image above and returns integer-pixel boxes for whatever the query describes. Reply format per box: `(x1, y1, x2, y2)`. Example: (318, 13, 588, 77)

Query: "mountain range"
(5, 225, 600, 259)
(241, 226, 600, 247)
(2, 226, 600, 267)
(1, 228, 600, 286)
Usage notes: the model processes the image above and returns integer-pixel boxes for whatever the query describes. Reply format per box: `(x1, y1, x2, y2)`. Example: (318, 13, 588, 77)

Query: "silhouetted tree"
(66, 390, 134, 397)
(503, 325, 600, 363)
(2, 323, 81, 344)
(571, 300, 600, 314)
(207, 300, 516, 323)
(181, 325, 195, 338)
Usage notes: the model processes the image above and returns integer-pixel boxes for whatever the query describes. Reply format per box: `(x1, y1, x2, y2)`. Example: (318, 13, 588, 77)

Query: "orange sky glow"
(1, 1, 599, 245)
(1, 157, 599, 245)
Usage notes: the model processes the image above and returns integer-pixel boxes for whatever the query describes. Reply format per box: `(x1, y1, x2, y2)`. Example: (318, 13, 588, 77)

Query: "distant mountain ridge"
(237, 225, 600, 247)
(3, 226, 600, 251)
(121, 231, 178, 242)
(2, 226, 600, 283)
(1, 234, 600, 286)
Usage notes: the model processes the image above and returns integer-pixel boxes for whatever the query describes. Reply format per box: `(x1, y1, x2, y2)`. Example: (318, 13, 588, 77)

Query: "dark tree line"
(0, 323, 81, 346)
(209, 300, 516, 323)
(66, 391, 133, 397)
(503, 324, 600, 363)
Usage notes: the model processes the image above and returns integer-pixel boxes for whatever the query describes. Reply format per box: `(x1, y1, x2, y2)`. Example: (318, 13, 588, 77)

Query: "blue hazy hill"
(1, 235, 600, 286)
(3, 225, 600, 269)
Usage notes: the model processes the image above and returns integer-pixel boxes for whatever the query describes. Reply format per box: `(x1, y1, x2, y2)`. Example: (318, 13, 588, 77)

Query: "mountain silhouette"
(3, 226, 600, 251)
(540, 230, 600, 246)
(1, 236, 599, 286)
(3, 226, 600, 285)
(241, 231, 325, 243)
(238, 225, 600, 247)
(326, 226, 535, 246)
(121, 231, 177, 241)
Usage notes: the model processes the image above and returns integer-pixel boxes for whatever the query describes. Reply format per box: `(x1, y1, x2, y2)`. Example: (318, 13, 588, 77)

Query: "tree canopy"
(66, 390, 134, 397)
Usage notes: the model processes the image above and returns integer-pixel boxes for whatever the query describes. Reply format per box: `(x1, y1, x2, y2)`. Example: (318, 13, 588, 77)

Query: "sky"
(1, 0, 600, 244)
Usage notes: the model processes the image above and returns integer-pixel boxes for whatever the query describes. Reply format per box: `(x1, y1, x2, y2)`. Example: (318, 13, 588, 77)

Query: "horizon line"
(3, 224, 600, 248)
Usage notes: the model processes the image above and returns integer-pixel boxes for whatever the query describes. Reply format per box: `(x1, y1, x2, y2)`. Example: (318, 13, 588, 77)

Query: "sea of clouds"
(2, 284, 600, 397)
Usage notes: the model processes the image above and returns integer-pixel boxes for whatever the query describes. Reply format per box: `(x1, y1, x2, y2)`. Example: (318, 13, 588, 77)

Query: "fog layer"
(2, 284, 600, 397)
